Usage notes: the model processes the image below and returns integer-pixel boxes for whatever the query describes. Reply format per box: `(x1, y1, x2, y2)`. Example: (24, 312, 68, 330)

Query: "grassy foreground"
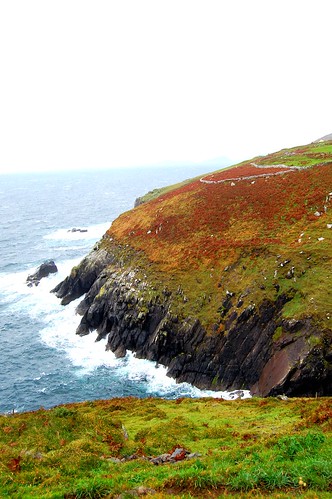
(0, 397, 331, 498)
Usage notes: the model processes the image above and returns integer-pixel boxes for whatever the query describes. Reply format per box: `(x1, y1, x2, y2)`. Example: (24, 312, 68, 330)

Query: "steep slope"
(53, 141, 332, 396)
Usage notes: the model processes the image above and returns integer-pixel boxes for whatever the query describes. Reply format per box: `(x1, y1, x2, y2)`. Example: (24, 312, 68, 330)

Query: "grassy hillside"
(1, 397, 331, 498)
(4, 142, 331, 497)
(103, 141, 332, 332)
(53, 140, 331, 396)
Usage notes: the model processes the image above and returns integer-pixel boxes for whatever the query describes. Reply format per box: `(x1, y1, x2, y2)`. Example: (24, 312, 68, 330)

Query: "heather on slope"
(105, 141, 332, 331)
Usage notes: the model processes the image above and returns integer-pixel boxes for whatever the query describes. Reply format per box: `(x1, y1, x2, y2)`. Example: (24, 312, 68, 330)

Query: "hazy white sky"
(0, 0, 331, 174)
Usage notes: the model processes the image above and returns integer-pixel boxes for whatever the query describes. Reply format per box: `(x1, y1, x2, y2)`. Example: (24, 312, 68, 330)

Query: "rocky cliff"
(53, 140, 332, 396)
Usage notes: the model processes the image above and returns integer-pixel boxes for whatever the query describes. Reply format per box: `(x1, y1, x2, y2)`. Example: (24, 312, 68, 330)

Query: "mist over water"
(0, 166, 249, 413)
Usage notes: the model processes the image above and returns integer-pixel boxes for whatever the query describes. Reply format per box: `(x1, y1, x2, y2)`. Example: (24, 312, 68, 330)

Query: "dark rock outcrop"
(52, 248, 114, 305)
(134, 197, 144, 208)
(52, 248, 332, 397)
(68, 228, 88, 233)
(27, 260, 58, 287)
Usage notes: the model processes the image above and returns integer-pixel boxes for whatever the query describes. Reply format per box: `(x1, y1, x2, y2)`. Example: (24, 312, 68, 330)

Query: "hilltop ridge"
(53, 140, 332, 396)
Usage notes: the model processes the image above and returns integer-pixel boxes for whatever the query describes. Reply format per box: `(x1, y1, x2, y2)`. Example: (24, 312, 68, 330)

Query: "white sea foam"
(44, 222, 111, 241)
(116, 352, 251, 399)
(1, 256, 251, 401)
(37, 280, 251, 399)
(39, 303, 251, 399)
(40, 314, 119, 373)
(41, 297, 251, 399)
(0, 258, 81, 305)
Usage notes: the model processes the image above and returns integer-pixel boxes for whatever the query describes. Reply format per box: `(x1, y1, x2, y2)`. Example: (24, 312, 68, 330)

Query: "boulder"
(27, 260, 58, 287)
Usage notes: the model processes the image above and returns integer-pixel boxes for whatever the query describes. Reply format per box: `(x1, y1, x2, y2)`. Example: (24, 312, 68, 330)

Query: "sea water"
(0, 166, 250, 413)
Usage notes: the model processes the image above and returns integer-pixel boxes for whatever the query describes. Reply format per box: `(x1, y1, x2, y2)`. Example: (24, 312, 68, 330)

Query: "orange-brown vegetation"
(103, 141, 332, 329)
(108, 161, 332, 270)
(202, 162, 295, 182)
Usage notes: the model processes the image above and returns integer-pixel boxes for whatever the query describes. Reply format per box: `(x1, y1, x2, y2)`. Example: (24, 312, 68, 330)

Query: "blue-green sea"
(0, 166, 249, 413)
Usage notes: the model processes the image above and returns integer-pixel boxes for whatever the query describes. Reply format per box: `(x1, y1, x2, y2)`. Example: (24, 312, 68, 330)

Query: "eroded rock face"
(52, 248, 114, 305)
(52, 248, 332, 397)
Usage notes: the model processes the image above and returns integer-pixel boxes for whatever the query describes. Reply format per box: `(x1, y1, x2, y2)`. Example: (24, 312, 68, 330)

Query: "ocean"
(0, 166, 249, 414)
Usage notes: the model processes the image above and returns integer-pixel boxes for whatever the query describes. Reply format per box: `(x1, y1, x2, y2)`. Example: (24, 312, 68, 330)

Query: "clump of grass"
(275, 432, 325, 460)
(66, 477, 114, 498)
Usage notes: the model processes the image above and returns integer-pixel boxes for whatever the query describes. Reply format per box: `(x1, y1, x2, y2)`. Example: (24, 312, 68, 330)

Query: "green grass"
(1, 397, 332, 497)
(257, 141, 332, 168)
(135, 176, 201, 205)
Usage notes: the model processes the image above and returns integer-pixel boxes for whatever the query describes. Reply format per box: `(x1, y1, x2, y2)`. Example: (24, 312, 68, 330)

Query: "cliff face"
(53, 141, 332, 396)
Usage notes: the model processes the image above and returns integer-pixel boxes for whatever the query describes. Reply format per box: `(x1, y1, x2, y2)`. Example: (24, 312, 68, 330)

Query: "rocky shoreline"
(52, 244, 331, 397)
(52, 140, 332, 397)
